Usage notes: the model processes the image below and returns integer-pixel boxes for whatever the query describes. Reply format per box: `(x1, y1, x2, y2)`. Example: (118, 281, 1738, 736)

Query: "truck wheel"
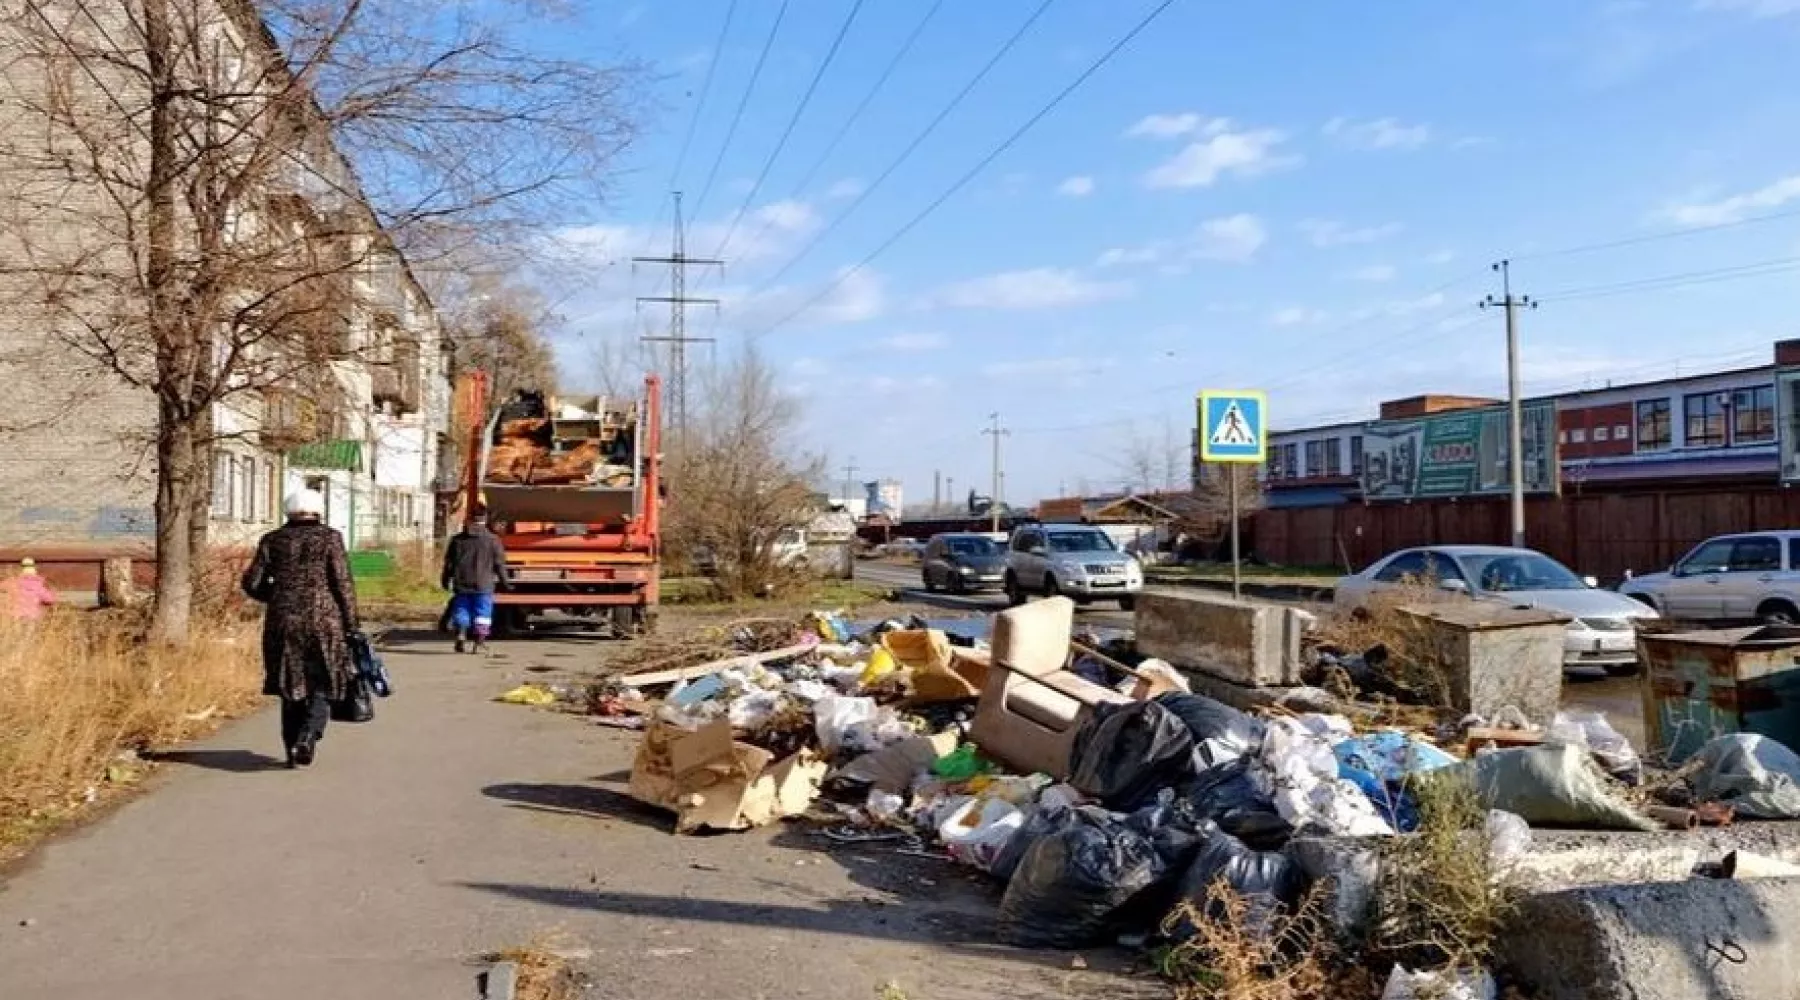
(608, 605, 637, 637)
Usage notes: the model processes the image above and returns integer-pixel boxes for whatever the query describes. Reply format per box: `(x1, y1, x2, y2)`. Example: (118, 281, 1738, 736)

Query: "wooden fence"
(1254, 486, 1800, 583)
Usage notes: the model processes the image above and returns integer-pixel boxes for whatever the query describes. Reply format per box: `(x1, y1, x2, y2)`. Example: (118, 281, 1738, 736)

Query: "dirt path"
(0, 627, 1161, 1000)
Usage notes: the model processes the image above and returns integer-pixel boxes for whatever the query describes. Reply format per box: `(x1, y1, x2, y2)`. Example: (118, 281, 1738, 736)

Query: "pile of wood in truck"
(485, 415, 636, 487)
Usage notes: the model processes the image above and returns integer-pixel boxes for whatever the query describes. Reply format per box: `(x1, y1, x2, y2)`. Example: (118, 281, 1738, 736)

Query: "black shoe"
(454, 635, 466, 654)
(285, 747, 299, 770)
(293, 740, 316, 767)
(472, 641, 488, 655)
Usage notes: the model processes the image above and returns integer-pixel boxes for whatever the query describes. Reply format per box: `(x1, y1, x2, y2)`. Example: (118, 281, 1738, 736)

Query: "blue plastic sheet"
(1334, 732, 1456, 831)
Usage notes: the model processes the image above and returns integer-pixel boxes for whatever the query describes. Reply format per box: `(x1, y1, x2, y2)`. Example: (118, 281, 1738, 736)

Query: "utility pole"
(636, 191, 723, 449)
(946, 476, 954, 514)
(933, 469, 941, 514)
(841, 458, 859, 507)
(983, 413, 1009, 533)
(1482, 259, 1536, 548)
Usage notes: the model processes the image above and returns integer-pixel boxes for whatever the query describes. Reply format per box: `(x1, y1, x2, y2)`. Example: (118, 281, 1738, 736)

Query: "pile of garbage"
(484, 392, 636, 487)
(586, 608, 1800, 993)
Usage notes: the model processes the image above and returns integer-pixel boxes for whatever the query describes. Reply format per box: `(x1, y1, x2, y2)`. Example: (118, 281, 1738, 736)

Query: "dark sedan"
(922, 533, 1008, 593)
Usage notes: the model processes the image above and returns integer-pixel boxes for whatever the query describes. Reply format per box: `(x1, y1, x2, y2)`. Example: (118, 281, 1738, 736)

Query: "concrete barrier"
(1499, 877, 1800, 1000)
(1134, 589, 1308, 687)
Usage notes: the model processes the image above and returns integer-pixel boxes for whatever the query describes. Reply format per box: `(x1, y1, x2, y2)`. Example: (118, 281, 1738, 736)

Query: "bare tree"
(1115, 419, 1189, 494)
(0, 0, 637, 641)
(442, 275, 561, 402)
(665, 346, 824, 600)
(1175, 461, 1267, 557)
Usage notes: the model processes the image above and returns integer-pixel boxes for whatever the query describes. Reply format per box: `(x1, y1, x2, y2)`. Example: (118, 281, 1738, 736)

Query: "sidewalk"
(0, 634, 1153, 1000)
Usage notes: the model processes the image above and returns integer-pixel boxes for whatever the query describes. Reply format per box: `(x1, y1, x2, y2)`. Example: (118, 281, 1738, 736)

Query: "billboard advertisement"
(1778, 369, 1800, 484)
(1360, 402, 1558, 500)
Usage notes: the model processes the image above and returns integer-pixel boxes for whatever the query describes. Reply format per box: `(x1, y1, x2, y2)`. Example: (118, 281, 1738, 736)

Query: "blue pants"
(448, 592, 495, 638)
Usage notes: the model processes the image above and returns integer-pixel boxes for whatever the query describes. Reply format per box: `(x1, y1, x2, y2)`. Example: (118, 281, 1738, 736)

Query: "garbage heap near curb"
(583, 598, 1800, 996)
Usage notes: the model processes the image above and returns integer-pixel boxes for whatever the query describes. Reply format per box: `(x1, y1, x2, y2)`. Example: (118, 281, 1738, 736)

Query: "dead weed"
(1160, 881, 1357, 1000)
(1371, 771, 1518, 974)
(1315, 579, 1459, 707)
(485, 936, 582, 1000)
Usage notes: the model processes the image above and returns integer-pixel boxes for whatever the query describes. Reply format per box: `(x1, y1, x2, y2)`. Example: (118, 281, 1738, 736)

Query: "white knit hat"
(284, 489, 326, 518)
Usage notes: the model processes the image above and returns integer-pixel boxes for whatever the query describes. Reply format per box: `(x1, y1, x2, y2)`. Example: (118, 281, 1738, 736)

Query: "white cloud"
(1269, 306, 1328, 327)
(1193, 214, 1268, 262)
(791, 357, 830, 376)
(1346, 264, 1398, 283)
(554, 197, 819, 267)
(879, 332, 948, 352)
(1299, 218, 1404, 248)
(1124, 112, 1216, 139)
(1423, 249, 1458, 265)
(1387, 291, 1448, 316)
(1095, 244, 1165, 268)
(931, 267, 1132, 310)
(729, 267, 886, 330)
(1323, 116, 1432, 151)
(825, 178, 865, 200)
(1057, 175, 1096, 197)
(1697, 0, 1800, 15)
(982, 356, 1116, 380)
(1143, 128, 1297, 188)
(1659, 175, 1800, 225)
(869, 375, 945, 396)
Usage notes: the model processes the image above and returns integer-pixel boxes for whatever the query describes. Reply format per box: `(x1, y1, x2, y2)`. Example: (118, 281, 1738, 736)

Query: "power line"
(667, 0, 740, 192)
(691, 0, 791, 222)
(635, 192, 724, 446)
(1511, 205, 1800, 265)
(728, 0, 948, 264)
(746, 0, 1176, 341)
(743, 0, 1058, 300)
(712, 0, 869, 259)
(1535, 254, 1800, 304)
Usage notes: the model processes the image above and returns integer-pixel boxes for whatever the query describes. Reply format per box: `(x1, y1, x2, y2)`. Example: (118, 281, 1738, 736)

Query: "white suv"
(1620, 531, 1800, 623)
(1005, 524, 1143, 609)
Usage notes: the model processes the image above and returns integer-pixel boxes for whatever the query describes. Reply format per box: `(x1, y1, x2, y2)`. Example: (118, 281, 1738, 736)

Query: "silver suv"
(1620, 531, 1800, 623)
(1005, 524, 1143, 609)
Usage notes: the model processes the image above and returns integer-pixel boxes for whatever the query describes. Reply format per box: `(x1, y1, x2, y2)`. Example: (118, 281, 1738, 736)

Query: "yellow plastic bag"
(496, 684, 556, 707)
(858, 647, 898, 687)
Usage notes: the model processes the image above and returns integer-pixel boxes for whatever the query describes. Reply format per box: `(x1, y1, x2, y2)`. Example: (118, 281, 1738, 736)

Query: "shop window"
(1636, 399, 1671, 451)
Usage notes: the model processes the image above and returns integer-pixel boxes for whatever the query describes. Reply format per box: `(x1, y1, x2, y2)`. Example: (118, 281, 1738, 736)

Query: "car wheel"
(1603, 662, 1640, 677)
(948, 571, 966, 595)
(1118, 595, 1136, 612)
(921, 568, 938, 593)
(1758, 600, 1800, 626)
(1004, 572, 1025, 607)
(1043, 575, 1060, 599)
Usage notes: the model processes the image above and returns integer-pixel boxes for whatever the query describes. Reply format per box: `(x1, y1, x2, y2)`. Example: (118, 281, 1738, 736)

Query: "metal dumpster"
(1638, 626, 1800, 764)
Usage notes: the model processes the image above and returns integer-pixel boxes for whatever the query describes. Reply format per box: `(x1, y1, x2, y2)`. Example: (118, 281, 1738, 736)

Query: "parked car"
(1334, 545, 1659, 672)
(883, 537, 926, 560)
(921, 533, 1008, 594)
(1005, 523, 1143, 609)
(1619, 531, 1800, 623)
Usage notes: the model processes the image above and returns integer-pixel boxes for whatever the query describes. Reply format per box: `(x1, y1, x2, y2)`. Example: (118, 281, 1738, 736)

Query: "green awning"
(287, 439, 363, 472)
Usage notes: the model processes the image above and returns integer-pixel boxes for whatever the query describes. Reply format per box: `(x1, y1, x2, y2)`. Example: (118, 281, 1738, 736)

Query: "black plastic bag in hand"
(331, 675, 375, 723)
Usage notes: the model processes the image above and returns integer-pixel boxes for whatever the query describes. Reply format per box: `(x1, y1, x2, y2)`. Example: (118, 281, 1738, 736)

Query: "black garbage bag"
(1156, 692, 1265, 769)
(1182, 757, 1292, 850)
(1069, 700, 1197, 811)
(997, 806, 1169, 949)
(990, 804, 1076, 883)
(1164, 821, 1304, 944)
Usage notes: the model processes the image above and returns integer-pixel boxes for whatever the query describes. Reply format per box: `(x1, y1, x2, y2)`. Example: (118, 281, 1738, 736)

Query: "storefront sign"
(1361, 402, 1558, 499)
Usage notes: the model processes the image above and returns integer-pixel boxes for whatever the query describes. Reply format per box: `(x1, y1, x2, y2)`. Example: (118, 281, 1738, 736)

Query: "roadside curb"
(481, 960, 517, 1000)
(1147, 573, 1334, 604)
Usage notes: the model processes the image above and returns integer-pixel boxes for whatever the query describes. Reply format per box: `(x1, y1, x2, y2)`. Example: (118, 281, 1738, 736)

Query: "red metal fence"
(1255, 487, 1800, 582)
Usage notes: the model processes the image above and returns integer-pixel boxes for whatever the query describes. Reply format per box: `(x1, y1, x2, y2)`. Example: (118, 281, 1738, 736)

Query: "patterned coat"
(240, 520, 361, 701)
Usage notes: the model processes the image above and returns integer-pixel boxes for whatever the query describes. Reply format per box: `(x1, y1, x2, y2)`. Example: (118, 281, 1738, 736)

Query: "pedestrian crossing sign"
(1199, 390, 1267, 463)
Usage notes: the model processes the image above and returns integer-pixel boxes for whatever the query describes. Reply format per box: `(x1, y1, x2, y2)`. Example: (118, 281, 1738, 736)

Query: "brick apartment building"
(0, 1, 449, 587)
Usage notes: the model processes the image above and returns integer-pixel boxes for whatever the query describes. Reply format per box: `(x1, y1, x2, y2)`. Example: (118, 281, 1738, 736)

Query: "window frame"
(1729, 536, 1782, 573)
(1323, 437, 1342, 477)
(1349, 435, 1364, 475)
(1684, 392, 1727, 449)
(1677, 538, 1736, 576)
(1636, 399, 1672, 452)
(1733, 385, 1776, 447)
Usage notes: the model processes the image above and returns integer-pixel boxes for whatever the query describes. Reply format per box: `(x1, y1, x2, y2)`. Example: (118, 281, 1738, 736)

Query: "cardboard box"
(627, 718, 827, 834)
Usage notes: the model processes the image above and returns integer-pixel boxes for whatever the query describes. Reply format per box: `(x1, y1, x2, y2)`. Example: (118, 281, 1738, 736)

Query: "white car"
(1619, 531, 1800, 623)
(1334, 545, 1659, 673)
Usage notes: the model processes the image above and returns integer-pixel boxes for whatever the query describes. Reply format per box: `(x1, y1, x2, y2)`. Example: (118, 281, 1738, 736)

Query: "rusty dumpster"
(1638, 626, 1800, 764)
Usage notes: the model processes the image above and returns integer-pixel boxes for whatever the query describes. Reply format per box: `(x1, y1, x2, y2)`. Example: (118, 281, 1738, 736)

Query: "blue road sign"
(1199, 390, 1267, 463)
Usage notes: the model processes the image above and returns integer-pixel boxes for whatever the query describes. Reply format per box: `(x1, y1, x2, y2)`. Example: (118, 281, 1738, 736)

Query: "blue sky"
(516, 0, 1800, 506)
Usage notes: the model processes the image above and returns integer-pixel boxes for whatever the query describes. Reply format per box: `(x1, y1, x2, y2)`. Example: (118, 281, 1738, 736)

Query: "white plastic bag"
(1546, 709, 1641, 782)
(1485, 810, 1532, 877)
(865, 788, 906, 823)
(1256, 715, 1393, 836)
(1381, 965, 1495, 1000)
(814, 695, 877, 755)
(938, 798, 1026, 872)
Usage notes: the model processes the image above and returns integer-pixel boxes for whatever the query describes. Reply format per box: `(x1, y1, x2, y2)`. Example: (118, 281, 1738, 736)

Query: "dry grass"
(485, 937, 581, 1000)
(355, 542, 449, 619)
(0, 610, 261, 852)
(1314, 579, 1458, 707)
(1371, 772, 1519, 974)
(1162, 882, 1356, 1000)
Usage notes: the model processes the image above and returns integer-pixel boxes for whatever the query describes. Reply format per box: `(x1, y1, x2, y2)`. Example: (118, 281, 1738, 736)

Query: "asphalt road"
(853, 559, 1139, 630)
(0, 632, 1156, 1000)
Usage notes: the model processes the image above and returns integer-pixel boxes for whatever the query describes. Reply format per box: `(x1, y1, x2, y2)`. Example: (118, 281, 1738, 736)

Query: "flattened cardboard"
(627, 719, 823, 834)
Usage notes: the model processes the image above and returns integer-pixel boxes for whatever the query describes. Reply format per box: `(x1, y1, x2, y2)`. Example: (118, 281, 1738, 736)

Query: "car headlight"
(958, 565, 976, 575)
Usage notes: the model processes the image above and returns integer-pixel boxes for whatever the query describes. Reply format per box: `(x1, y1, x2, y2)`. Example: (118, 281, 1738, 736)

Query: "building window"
(1266, 450, 1282, 481)
(1570, 428, 1587, 444)
(212, 452, 233, 519)
(239, 457, 256, 522)
(1350, 435, 1364, 475)
(1733, 385, 1775, 445)
(1593, 426, 1609, 442)
(1637, 399, 1671, 451)
(1303, 441, 1323, 478)
(1323, 437, 1341, 476)
(1558, 430, 1568, 445)
(263, 460, 277, 521)
(1685, 393, 1727, 448)
(1613, 424, 1628, 440)
(1283, 443, 1298, 479)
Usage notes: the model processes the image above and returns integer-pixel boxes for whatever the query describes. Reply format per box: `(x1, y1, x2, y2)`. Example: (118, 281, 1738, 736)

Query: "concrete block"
(1135, 589, 1307, 687)
(1400, 603, 1565, 726)
(1499, 877, 1800, 1000)
(483, 960, 518, 1000)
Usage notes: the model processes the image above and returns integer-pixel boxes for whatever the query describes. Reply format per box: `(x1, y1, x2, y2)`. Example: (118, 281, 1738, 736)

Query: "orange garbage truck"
(458, 372, 662, 635)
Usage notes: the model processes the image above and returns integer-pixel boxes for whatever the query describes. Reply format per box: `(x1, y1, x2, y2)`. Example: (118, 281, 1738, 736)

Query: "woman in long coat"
(240, 489, 361, 767)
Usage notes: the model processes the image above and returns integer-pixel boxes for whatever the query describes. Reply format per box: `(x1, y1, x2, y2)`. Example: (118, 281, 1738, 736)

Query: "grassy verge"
(0, 611, 262, 855)
(353, 544, 448, 620)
